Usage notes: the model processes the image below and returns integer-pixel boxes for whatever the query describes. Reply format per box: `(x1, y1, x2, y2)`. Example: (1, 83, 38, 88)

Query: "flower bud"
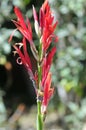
(34, 20, 41, 37)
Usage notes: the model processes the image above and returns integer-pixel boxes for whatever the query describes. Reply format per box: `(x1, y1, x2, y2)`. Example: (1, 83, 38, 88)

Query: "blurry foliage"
(50, 0, 86, 95)
(0, 90, 7, 125)
(50, 0, 86, 129)
(64, 98, 86, 130)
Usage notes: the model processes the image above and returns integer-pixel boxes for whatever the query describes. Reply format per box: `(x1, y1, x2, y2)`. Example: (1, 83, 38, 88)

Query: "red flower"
(32, 0, 58, 52)
(13, 7, 33, 45)
(9, 1, 58, 112)
(41, 72, 54, 114)
(13, 37, 34, 80)
(42, 46, 56, 87)
(9, 7, 38, 61)
(41, 0, 58, 51)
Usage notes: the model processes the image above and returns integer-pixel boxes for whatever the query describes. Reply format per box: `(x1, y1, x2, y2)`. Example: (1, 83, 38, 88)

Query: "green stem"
(36, 41, 43, 130)
(37, 41, 42, 89)
(37, 63, 42, 89)
(37, 100, 43, 130)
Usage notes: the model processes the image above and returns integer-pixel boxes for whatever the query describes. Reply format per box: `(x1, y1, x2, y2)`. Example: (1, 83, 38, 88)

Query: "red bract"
(42, 46, 56, 87)
(32, 0, 58, 52)
(9, 7, 38, 61)
(13, 7, 33, 45)
(41, 72, 54, 114)
(32, 6, 41, 37)
(41, 0, 58, 51)
(13, 37, 34, 80)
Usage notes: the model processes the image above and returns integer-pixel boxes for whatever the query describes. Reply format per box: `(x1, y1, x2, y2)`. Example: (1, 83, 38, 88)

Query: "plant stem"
(37, 100, 43, 130)
(37, 41, 43, 130)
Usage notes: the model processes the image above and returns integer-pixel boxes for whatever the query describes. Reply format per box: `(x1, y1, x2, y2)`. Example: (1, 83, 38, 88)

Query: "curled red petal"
(16, 57, 22, 65)
(13, 45, 28, 67)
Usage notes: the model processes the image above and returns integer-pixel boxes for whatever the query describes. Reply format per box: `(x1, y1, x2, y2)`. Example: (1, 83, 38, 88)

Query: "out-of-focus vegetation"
(0, 0, 86, 130)
(50, 0, 86, 130)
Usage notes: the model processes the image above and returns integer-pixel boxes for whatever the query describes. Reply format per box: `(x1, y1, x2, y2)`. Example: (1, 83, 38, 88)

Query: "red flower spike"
(9, 1, 58, 116)
(41, 72, 54, 114)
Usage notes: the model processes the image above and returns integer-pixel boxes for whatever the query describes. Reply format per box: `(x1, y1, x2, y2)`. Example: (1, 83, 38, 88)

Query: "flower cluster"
(9, 0, 58, 118)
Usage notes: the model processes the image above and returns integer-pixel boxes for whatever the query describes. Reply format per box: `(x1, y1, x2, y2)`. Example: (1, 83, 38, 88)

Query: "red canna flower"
(9, 1, 58, 121)
(13, 37, 35, 81)
(13, 7, 33, 45)
(41, 0, 58, 51)
(41, 72, 54, 114)
(32, 0, 58, 52)
(9, 7, 38, 61)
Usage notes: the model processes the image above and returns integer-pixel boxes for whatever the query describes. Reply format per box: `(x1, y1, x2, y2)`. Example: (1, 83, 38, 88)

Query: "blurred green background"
(0, 0, 86, 130)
